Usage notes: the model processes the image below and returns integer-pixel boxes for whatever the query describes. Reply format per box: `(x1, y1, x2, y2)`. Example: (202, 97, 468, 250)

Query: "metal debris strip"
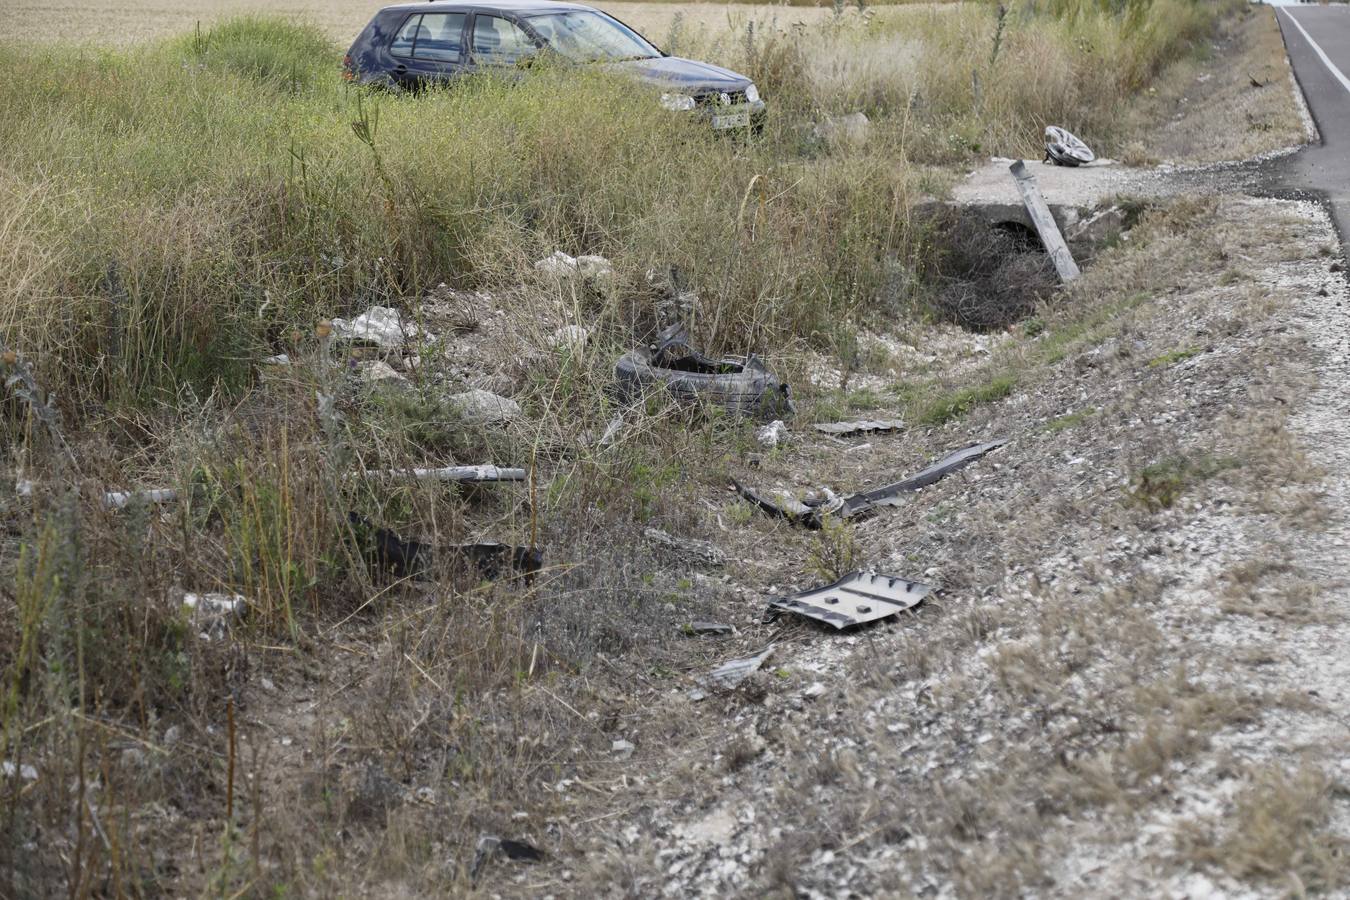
(359, 464, 526, 483)
(729, 478, 820, 529)
(840, 438, 1008, 519)
(814, 419, 905, 438)
(643, 526, 726, 567)
(767, 571, 933, 629)
(708, 645, 774, 689)
(685, 621, 733, 636)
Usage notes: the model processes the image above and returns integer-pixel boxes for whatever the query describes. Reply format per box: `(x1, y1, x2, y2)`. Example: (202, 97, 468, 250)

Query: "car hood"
(609, 56, 751, 93)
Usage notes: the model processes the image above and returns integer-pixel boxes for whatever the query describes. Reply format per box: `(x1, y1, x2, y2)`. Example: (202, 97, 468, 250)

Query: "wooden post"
(1009, 160, 1080, 282)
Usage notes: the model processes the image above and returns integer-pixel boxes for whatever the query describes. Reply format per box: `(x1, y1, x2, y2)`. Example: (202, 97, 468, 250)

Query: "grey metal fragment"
(767, 571, 933, 629)
(840, 438, 1008, 518)
(730, 478, 819, 529)
(708, 645, 774, 689)
(813, 419, 905, 437)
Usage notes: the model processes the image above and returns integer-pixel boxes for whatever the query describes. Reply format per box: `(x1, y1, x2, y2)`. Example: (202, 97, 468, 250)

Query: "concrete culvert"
(926, 213, 1057, 331)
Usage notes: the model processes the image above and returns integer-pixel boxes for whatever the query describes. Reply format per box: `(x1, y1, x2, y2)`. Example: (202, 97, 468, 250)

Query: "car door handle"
(394, 63, 407, 73)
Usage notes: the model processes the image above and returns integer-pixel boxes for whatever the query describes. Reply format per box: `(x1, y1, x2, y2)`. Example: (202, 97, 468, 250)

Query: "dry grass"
(0, 2, 1326, 896)
(1178, 764, 1350, 892)
(0, 0, 940, 46)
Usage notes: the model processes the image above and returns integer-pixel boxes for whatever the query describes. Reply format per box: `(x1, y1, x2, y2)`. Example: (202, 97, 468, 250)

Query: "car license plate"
(712, 111, 751, 129)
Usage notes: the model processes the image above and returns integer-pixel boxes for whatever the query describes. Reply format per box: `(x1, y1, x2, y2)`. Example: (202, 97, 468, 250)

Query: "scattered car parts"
(614, 324, 794, 421)
(1043, 125, 1095, 167)
(708, 645, 774, 689)
(767, 571, 933, 629)
(814, 418, 905, 438)
(730, 477, 820, 529)
(840, 438, 1008, 518)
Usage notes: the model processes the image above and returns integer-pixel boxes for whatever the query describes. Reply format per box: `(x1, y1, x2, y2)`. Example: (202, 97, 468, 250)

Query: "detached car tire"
(614, 347, 794, 421)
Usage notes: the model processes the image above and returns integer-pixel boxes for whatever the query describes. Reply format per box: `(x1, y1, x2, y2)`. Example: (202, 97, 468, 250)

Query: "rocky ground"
(498, 195, 1350, 897)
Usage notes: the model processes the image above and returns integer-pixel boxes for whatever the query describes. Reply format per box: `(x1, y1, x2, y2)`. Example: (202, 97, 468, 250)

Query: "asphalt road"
(1273, 4, 1350, 239)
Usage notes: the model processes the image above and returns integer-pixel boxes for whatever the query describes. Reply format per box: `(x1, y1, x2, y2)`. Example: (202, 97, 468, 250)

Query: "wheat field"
(5, 0, 936, 46)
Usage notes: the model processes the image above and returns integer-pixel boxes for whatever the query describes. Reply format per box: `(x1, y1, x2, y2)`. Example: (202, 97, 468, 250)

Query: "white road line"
(1282, 7, 1350, 96)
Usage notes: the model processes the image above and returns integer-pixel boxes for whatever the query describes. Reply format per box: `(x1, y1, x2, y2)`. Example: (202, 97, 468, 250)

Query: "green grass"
(1043, 408, 1098, 432)
(1148, 346, 1203, 368)
(917, 373, 1019, 426)
(1131, 454, 1241, 510)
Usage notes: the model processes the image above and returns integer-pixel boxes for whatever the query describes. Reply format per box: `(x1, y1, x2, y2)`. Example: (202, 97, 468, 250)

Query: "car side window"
(413, 13, 466, 62)
(471, 15, 537, 65)
(390, 14, 421, 58)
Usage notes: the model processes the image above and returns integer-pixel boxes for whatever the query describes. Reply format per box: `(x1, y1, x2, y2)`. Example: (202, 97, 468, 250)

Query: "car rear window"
(390, 12, 467, 62)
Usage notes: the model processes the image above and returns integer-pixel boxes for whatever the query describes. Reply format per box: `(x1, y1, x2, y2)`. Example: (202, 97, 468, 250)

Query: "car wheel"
(613, 347, 794, 421)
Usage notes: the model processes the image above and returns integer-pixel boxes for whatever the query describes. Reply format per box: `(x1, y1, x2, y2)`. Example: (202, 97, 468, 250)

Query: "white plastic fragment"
(708, 645, 775, 690)
(611, 739, 636, 759)
(262, 354, 291, 366)
(1, 760, 38, 781)
(104, 489, 178, 510)
(181, 592, 248, 640)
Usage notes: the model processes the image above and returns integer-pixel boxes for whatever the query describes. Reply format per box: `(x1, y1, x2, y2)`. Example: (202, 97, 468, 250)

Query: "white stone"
(812, 112, 871, 147)
(357, 360, 409, 387)
(330, 306, 420, 351)
(448, 389, 521, 426)
(755, 420, 789, 450)
(553, 325, 591, 352)
(612, 739, 636, 759)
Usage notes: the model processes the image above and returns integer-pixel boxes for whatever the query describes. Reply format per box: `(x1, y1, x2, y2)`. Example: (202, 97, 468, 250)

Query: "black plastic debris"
(767, 571, 933, 629)
(840, 438, 1008, 519)
(470, 835, 544, 880)
(684, 621, 733, 636)
(814, 419, 905, 438)
(350, 512, 428, 579)
(449, 542, 544, 582)
(348, 513, 541, 582)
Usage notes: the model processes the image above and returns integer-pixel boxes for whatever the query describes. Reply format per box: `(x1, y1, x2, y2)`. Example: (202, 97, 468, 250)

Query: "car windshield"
(524, 11, 660, 63)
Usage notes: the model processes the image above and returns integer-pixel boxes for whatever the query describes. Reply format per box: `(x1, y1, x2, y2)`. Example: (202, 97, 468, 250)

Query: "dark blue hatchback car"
(344, 0, 766, 129)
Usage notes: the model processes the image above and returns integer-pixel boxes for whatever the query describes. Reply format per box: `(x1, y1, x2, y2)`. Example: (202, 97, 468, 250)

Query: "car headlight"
(745, 83, 760, 103)
(660, 92, 696, 112)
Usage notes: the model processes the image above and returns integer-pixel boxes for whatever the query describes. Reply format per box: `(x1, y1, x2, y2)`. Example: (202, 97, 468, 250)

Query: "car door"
(465, 13, 542, 74)
(387, 11, 469, 89)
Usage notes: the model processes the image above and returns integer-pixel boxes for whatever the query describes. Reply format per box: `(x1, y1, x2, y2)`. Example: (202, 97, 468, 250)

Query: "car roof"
(380, 0, 599, 14)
